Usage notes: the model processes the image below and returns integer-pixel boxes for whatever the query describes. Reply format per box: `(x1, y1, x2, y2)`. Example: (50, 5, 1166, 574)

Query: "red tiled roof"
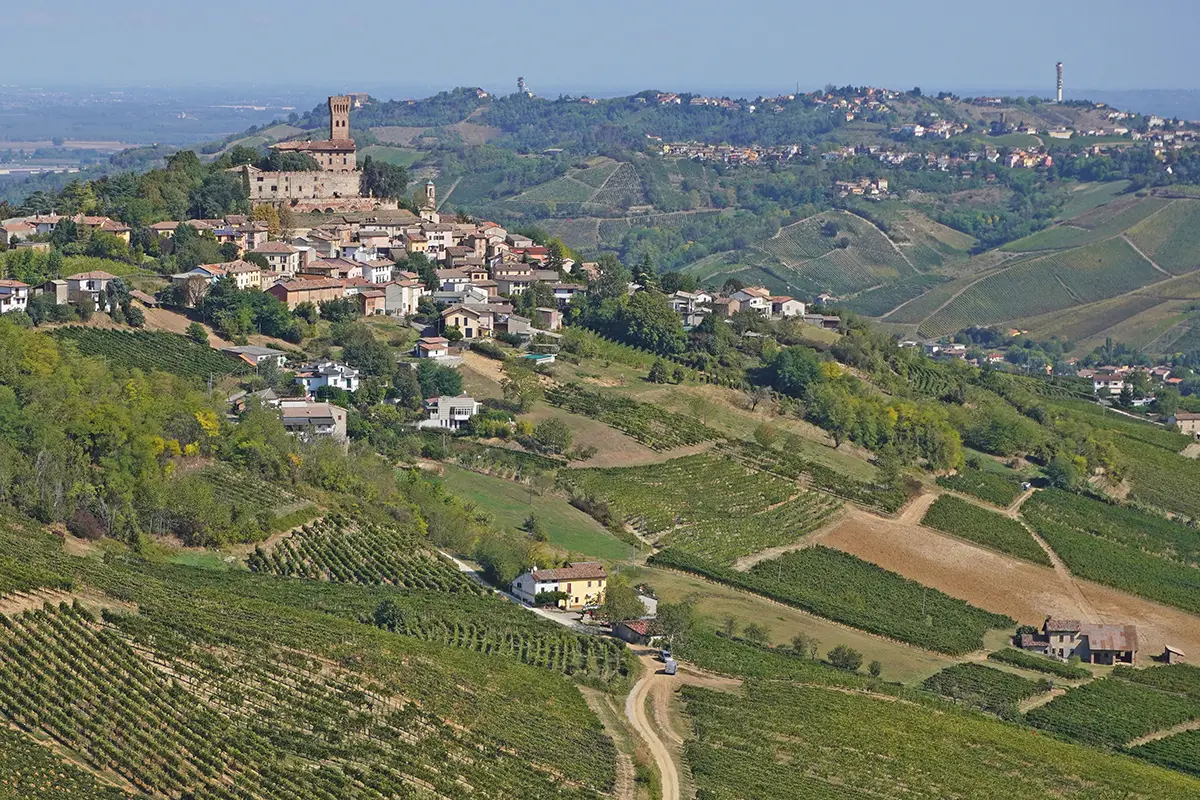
(66, 271, 116, 281)
(621, 619, 657, 636)
(273, 139, 356, 152)
(252, 241, 299, 254)
(530, 562, 607, 582)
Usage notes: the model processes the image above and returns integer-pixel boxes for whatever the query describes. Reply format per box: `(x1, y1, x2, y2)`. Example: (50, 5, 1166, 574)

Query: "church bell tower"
(329, 95, 352, 140)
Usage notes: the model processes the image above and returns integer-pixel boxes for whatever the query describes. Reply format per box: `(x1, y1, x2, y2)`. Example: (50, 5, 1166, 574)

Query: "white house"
(510, 562, 608, 610)
(361, 258, 395, 284)
(64, 271, 116, 310)
(1092, 371, 1126, 396)
(250, 241, 302, 276)
(418, 394, 480, 430)
(552, 282, 586, 307)
(295, 361, 361, 395)
(771, 296, 806, 317)
(221, 345, 288, 368)
(0, 280, 30, 314)
(413, 336, 450, 359)
(730, 286, 771, 314)
(384, 280, 424, 317)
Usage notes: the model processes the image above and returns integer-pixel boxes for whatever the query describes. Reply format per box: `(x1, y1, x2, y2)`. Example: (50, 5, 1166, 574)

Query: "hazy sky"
(8, 0, 1199, 94)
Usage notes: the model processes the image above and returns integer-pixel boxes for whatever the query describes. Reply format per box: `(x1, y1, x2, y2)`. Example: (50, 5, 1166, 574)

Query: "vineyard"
(921, 495, 1050, 565)
(1025, 667, 1200, 748)
(842, 274, 946, 318)
(589, 162, 646, 208)
(922, 663, 1051, 716)
(544, 383, 721, 450)
(680, 681, 1200, 799)
(1004, 197, 1171, 252)
(673, 630, 878, 689)
(0, 601, 614, 799)
(370, 598, 629, 682)
(650, 545, 1013, 655)
(1125, 199, 1200, 274)
(719, 441, 908, 512)
(196, 463, 318, 533)
(1021, 490, 1200, 613)
(246, 513, 484, 593)
(936, 467, 1024, 507)
(1118, 435, 1200, 520)
(1022, 489, 1199, 566)
(0, 725, 125, 799)
(988, 648, 1092, 680)
(920, 238, 1160, 337)
(52, 328, 246, 380)
(563, 453, 841, 563)
(1129, 729, 1200, 777)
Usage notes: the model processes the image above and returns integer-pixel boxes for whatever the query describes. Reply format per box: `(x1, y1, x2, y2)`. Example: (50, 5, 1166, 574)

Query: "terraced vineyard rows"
(590, 162, 645, 207)
(564, 453, 841, 564)
(52, 328, 246, 380)
(843, 274, 946, 317)
(936, 468, 1024, 507)
(680, 681, 1200, 799)
(0, 725, 124, 798)
(922, 663, 1051, 716)
(247, 514, 483, 593)
(921, 238, 1160, 337)
(0, 602, 612, 799)
(1125, 200, 1200, 274)
(987, 648, 1092, 680)
(371, 599, 628, 681)
(545, 383, 720, 450)
(1129, 729, 1200, 776)
(1004, 197, 1171, 252)
(921, 495, 1050, 565)
(1021, 489, 1200, 613)
(1025, 666, 1200, 748)
(650, 545, 1013, 654)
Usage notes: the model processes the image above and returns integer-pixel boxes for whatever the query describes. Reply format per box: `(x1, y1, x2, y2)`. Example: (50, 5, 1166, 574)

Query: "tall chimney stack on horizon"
(1056, 62, 1064, 103)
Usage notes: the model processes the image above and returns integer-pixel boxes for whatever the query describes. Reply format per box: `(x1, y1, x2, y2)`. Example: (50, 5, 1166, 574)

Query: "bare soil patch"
(821, 507, 1200, 659)
(1182, 442, 1200, 459)
(452, 122, 501, 145)
(141, 306, 232, 347)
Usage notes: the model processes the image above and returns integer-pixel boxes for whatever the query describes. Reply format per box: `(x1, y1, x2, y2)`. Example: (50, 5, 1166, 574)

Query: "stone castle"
(239, 95, 396, 213)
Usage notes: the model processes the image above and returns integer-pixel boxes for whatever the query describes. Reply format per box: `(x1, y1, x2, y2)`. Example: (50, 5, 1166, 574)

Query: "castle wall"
(247, 170, 361, 202)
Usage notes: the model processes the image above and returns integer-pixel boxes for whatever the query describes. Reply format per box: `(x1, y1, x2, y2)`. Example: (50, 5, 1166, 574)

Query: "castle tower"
(1056, 62, 1064, 103)
(517, 76, 527, 96)
(329, 95, 352, 140)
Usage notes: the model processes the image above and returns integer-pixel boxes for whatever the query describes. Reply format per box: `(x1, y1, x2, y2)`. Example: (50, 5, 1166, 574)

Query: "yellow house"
(441, 304, 492, 339)
(510, 562, 607, 610)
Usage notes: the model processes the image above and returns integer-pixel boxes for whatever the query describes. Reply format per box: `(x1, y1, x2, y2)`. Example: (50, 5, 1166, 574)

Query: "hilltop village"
(0, 79, 1199, 800)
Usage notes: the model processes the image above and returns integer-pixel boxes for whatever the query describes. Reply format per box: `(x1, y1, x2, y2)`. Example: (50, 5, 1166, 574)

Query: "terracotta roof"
(273, 139, 356, 152)
(252, 241, 299, 254)
(417, 337, 449, 345)
(1045, 618, 1082, 632)
(530, 562, 607, 582)
(0, 279, 30, 288)
(621, 619, 658, 636)
(272, 278, 346, 292)
(1173, 412, 1200, 421)
(66, 271, 116, 281)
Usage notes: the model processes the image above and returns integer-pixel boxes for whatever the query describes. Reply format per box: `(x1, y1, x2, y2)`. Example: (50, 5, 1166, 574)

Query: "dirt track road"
(624, 651, 741, 800)
(625, 667, 679, 800)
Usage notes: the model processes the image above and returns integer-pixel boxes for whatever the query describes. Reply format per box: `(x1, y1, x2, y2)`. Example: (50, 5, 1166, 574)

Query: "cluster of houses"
(834, 177, 890, 198)
(651, 140, 803, 163)
(893, 120, 968, 140)
(669, 284, 836, 329)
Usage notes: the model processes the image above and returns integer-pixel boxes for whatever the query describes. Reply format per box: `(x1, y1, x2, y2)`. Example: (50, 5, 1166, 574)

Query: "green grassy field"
(437, 465, 633, 561)
(357, 144, 426, 167)
(1056, 181, 1132, 221)
(1125, 199, 1200, 274)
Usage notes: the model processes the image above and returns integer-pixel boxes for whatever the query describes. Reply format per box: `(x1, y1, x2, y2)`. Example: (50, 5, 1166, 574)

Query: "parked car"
(664, 658, 678, 676)
(659, 648, 672, 662)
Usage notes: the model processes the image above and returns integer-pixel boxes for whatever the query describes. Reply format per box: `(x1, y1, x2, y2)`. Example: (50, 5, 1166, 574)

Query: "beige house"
(1169, 412, 1200, 438)
(510, 562, 607, 610)
(441, 304, 492, 340)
